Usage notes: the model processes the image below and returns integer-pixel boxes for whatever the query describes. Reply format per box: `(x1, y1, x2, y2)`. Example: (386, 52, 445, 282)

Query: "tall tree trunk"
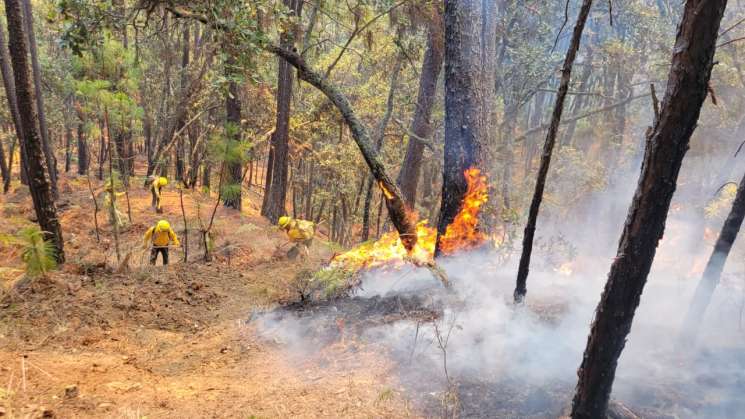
(571, 1, 727, 417)
(514, 0, 594, 302)
(175, 22, 190, 182)
(64, 122, 72, 173)
(436, 0, 497, 255)
(222, 54, 242, 210)
(261, 0, 303, 223)
(397, 16, 444, 207)
(362, 55, 403, 241)
(560, 48, 593, 147)
(681, 170, 745, 341)
(76, 120, 88, 175)
(4, 0, 64, 262)
(0, 130, 9, 192)
(0, 16, 26, 185)
(21, 0, 57, 198)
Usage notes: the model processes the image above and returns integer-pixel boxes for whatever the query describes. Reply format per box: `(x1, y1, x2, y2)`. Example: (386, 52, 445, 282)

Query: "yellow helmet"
(278, 216, 291, 228)
(156, 220, 170, 231)
(158, 177, 168, 187)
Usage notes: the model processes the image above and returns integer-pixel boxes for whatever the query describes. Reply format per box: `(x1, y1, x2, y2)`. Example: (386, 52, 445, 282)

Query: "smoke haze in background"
(252, 123, 745, 417)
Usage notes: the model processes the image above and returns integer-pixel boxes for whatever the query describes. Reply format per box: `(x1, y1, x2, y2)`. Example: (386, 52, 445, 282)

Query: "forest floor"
(0, 173, 415, 418)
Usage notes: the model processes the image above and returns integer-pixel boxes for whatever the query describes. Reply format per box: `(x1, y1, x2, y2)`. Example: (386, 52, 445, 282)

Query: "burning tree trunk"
(514, 0, 594, 303)
(397, 15, 444, 207)
(571, 1, 727, 417)
(681, 170, 745, 341)
(4, 0, 64, 262)
(261, 0, 302, 223)
(436, 0, 496, 255)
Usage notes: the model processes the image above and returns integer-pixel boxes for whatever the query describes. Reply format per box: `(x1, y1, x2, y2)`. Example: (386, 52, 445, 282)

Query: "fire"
(438, 168, 489, 254)
(331, 167, 488, 270)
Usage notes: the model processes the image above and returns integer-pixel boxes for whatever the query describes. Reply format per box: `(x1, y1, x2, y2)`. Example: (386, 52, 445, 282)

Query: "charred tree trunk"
(0, 16, 26, 185)
(397, 17, 444, 207)
(4, 0, 64, 262)
(0, 130, 9, 192)
(22, 0, 57, 198)
(681, 170, 745, 341)
(435, 0, 497, 255)
(571, 1, 727, 417)
(560, 49, 593, 148)
(175, 23, 190, 182)
(514, 0, 594, 302)
(261, 0, 302, 223)
(362, 55, 402, 241)
(64, 122, 72, 173)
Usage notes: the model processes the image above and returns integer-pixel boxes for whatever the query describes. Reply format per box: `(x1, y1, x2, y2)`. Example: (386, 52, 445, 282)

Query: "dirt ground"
(0, 174, 415, 418)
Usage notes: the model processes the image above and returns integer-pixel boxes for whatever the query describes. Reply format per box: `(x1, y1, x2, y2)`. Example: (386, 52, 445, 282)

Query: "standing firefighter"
(148, 176, 168, 213)
(278, 216, 315, 260)
(143, 220, 180, 265)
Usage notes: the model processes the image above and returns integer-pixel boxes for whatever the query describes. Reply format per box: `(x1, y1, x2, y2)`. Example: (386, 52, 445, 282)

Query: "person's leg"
(151, 187, 156, 208)
(162, 248, 169, 265)
(149, 248, 158, 265)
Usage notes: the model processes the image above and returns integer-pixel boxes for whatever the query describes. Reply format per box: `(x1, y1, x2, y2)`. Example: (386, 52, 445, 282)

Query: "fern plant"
(0, 226, 57, 277)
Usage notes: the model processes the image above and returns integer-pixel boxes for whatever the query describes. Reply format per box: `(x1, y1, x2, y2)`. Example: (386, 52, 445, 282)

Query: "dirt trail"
(0, 175, 414, 418)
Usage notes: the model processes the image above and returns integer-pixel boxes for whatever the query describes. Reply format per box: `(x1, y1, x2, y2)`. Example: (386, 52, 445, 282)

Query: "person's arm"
(143, 227, 154, 248)
(169, 229, 180, 246)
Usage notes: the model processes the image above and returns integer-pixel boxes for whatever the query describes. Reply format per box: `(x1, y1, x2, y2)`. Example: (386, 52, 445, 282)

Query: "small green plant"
(0, 226, 58, 277)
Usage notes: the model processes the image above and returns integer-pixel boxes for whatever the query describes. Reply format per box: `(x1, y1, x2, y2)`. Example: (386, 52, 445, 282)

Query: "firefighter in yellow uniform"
(278, 216, 315, 260)
(143, 220, 180, 265)
(149, 176, 168, 213)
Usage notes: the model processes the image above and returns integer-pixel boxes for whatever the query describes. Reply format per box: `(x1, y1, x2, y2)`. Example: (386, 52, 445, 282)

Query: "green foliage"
(705, 183, 738, 220)
(0, 227, 58, 278)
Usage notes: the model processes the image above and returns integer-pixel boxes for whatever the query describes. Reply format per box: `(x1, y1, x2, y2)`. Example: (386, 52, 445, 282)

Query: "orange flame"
(438, 168, 488, 254)
(331, 167, 488, 270)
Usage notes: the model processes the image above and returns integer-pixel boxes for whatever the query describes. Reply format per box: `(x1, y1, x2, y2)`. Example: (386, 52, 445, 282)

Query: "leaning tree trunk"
(514, 0, 594, 303)
(4, 0, 64, 262)
(435, 0, 497, 255)
(22, 0, 57, 198)
(362, 55, 402, 241)
(681, 170, 745, 342)
(266, 46, 418, 251)
(571, 1, 727, 417)
(261, 0, 302, 223)
(397, 16, 444, 208)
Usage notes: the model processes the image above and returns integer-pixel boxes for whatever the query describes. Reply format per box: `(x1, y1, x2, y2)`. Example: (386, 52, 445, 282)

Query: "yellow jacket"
(151, 177, 167, 198)
(285, 219, 315, 242)
(143, 225, 180, 248)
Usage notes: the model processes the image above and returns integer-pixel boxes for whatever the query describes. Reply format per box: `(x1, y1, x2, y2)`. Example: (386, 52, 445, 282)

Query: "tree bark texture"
(436, 0, 497, 255)
(22, 0, 57, 198)
(397, 15, 444, 207)
(571, 1, 727, 417)
(77, 120, 88, 175)
(261, 0, 303, 223)
(0, 16, 27, 185)
(4, 0, 65, 262)
(222, 54, 242, 210)
(514, 0, 594, 302)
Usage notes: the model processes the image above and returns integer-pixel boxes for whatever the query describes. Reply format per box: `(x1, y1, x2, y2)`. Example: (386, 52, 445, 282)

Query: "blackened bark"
(175, 23, 190, 182)
(397, 18, 444, 207)
(514, 0, 594, 302)
(682, 171, 745, 341)
(64, 123, 72, 172)
(0, 16, 26, 185)
(0, 131, 9, 192)
(4, 0, 64, 262)
(261, 0, 302, 223)
(266, 46, 418, 251)
(436, 0, 497, 255)
(76, 120, 88, 175)
(560, 49, 593, 147)
(571, 1, 727, 417)
(22, 0, 57, 198)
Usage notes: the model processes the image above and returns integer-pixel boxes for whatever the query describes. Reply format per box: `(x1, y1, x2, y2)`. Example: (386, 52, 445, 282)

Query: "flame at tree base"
(331, 168, 489, 271)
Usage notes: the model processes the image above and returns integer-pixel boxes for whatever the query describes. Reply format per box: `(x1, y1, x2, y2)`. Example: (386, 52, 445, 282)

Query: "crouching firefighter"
(143, 220, 180, 265)
(278, 216, 315, 260)
(148, 176, 168, 213)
